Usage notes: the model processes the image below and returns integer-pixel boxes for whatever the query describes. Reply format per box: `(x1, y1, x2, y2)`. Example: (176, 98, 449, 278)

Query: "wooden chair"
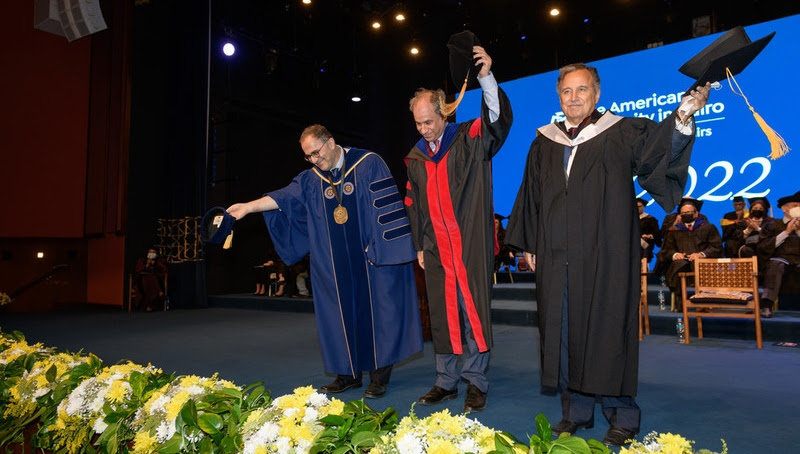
(678, 256, 762, 348)
(638, 258, 651, 340)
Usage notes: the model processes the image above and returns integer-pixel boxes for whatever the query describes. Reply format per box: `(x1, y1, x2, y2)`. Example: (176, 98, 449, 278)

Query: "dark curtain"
(127, 0, 210, 309)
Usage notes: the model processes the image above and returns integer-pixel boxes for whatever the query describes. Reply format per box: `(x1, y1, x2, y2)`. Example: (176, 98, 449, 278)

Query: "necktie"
(429, 139, 440, 157)
(564, 127, 578, 172)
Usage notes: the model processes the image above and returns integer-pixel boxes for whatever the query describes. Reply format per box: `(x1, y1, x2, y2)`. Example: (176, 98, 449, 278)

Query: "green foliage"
(154, 381, 271, 453)
(311, 399, 399, 454)
(524, 414, 611, 454)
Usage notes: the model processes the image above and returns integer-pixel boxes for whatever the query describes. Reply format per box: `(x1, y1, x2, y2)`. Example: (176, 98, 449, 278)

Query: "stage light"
(550, 8, 560, 17)
(372, 21, 381, 29)
(351, 95, 362, 102)
(410, 46, 419, 55)
(395, 13, 405, 22)
(222, 42, 236, 57)
(302, 0, 311, 4)
(36, 252, 45, 259)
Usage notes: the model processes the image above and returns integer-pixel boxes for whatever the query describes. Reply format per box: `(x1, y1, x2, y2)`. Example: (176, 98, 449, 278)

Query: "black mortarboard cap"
(777, 191, 800, 208)
(748, 196, 770, 210)
(732, 196, 744, 203)
(447, 30, 482, 91)
(679, 26, 775, 94)
(200, 206, 235, 247)
(679, 197, 703, 212)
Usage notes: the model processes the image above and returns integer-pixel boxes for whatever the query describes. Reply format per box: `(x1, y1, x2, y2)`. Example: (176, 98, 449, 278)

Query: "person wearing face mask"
(726, 197, 771, 260)
(756, 190, 800, 318)
(133, 247, 169, 312)
(658, 198, 722, 311)
(720, 196, 749, 257)
(226, 124, 422, 400)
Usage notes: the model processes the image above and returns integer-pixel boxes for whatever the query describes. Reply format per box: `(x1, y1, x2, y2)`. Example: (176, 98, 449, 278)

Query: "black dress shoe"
(363, 381, 387, 398)
(418, 386, 458, 405)
(551, 419, 594, 437)
(319, 377, 362, 394)
(463, 384, 487, 412)
(602, 426, 637, 447)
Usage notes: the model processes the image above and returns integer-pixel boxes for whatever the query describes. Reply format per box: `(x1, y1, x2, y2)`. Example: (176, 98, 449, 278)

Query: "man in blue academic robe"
(227, 124, 423, 399)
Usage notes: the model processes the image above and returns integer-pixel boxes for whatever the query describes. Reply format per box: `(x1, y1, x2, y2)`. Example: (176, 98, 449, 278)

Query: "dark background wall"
(2, 1, 799, 311)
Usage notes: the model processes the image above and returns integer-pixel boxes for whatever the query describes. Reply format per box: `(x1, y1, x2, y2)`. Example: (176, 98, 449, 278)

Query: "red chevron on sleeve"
(468, 118, 482, 138)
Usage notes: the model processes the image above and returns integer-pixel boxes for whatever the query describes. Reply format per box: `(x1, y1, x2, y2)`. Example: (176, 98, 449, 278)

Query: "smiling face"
(412, 95, 447, 143)
(300, 135, 340, 172)
(558, 68, 600, 125)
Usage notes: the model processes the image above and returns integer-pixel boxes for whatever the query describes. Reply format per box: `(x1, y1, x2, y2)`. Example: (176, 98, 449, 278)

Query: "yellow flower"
(428, 438, 459, 454)
(106, 380, 128, 403)
(132, 430, 158, 454)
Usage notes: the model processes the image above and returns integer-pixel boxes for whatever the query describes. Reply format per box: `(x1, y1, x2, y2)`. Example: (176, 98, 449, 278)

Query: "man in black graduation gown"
(720, 196, 749, 257)
(756, 191, 800, 318)
(658, 198, 723, 310)
(637, 198, 661, 264)
(405, 42, 512, 412)
(505, 63, 710, 446)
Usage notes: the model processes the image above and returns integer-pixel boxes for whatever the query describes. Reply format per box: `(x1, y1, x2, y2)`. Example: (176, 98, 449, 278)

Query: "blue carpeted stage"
(3, 279, 799, 452)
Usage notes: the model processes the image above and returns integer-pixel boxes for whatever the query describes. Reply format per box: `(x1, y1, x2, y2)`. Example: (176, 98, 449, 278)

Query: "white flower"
(93, 417, 108, 433)
(156, 420, 174, 442)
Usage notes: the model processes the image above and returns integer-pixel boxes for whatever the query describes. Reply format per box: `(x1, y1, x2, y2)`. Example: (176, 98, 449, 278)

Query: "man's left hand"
(473, 46, 492, 78)
(683, 82, 712, 117)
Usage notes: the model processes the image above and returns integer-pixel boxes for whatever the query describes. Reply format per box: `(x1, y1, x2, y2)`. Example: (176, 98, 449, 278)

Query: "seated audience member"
(289, 254, 311, 298)
(494, 214, 516, 272)
(756, 190, 800, 318)
(726, 197, 771, 260)
(638, 198, 661, 265)
(721, 196, 749, 257)
(658, 198, 722, 310)
(254, 257, 287, 296)
(134, 247, 168, 312)
(652, 199, 708, 277)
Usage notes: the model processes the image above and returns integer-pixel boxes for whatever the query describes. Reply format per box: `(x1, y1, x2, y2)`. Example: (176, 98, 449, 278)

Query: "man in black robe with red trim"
(404, 43, 512, 412)
(506, 63, 711, 446)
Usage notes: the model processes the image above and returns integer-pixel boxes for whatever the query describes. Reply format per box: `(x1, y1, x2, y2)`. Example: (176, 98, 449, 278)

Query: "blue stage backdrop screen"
(457, 14, 799, 234)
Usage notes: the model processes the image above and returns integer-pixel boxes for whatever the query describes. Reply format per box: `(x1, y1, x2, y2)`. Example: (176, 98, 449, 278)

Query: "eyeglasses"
(680, 210, 696, 215)
(303, 137, 330, 162)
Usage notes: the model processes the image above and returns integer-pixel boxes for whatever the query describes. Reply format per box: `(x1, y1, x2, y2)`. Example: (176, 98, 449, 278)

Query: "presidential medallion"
(333, 205, 348, 224)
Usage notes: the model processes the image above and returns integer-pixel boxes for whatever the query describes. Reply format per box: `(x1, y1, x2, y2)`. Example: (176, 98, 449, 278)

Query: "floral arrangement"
(4, 351, 101, 422)
(620, 431, 728, 454)
(47, 362, 164, 453)
(0, 328, 731, 454)
(0, 291, 11, 306)
(130, 373, 240, 453)
(371, 408, 501, 454)
(239, 385, 344, 453)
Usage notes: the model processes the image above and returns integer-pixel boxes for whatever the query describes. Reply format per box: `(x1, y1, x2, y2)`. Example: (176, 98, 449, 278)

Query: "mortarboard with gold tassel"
(679, 26, 789, 159)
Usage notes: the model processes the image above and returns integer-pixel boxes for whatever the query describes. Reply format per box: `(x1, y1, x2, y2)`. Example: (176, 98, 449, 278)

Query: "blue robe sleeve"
(262, 176, 311, 266)
(356, 153, 416, 266)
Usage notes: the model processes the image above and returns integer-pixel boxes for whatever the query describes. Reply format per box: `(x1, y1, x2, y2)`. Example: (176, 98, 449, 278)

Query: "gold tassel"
(442, 69, 471, 118)
(726, 68, 790, 159)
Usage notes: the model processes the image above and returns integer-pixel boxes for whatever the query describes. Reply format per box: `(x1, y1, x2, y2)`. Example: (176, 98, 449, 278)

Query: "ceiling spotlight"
(372, 21, 381, 29)
(351, 95, 362, 102)
(36, 252, 45, 259)
(302, 0, 311, 4)
(395, 13, 405, 21)
(222, 42, 236, 57)
(550, 8, 560, 17)
(410, 46, 419, 55)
